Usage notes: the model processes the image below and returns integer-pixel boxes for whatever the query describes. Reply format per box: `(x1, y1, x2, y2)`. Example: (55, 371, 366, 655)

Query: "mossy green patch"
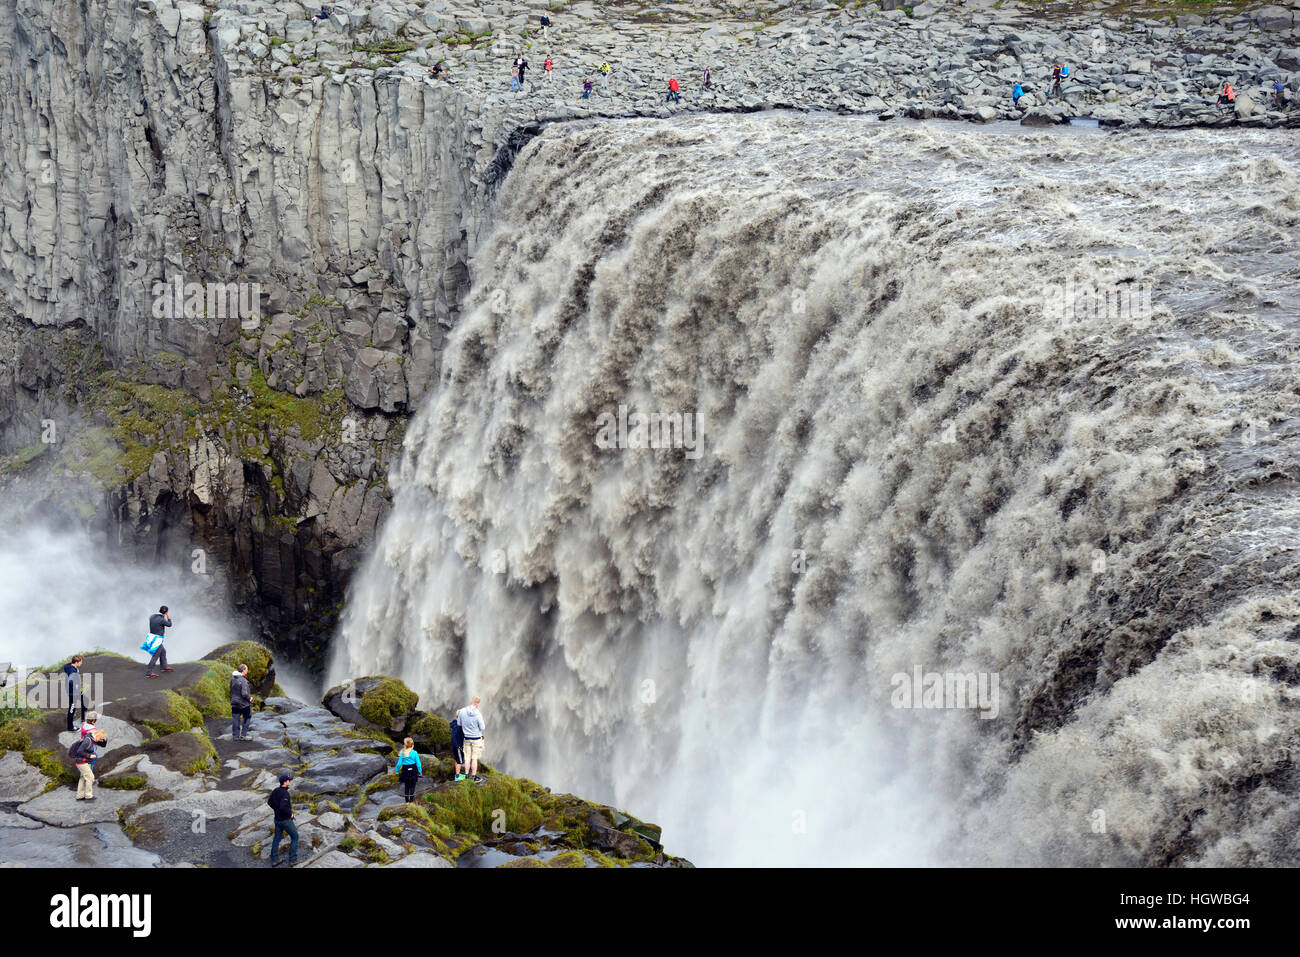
(142, 691, 206, 737)
(180, 663, 234, 719)
(180, 728, 219, 776)
(24, 749, 77, 784)
(100, 775, 148, 790)
(356, 676, 419, 730)
(201, 641, 276, 689)
(408, 713, 451, 750)
(418, 776, 545, 838)
(0, 719, 35, 752)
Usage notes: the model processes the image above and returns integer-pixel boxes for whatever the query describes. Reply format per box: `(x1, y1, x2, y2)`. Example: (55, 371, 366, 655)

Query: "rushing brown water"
(333, 113, 1300, 866)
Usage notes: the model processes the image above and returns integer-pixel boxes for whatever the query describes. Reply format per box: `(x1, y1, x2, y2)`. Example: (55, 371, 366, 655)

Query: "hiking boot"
(146, 673, 159, 678)
(162, 667, 174, 672)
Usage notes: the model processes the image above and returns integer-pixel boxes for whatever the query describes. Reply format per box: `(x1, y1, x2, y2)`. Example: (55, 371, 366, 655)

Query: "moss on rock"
(0, 719, 35, 753)
(358, 677, 419, 731)
(201, 641, 276, 689)
(409, 712, 451, 751)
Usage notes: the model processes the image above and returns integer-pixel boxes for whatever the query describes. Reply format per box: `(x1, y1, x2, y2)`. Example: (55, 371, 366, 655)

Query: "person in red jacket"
(1217, 81, 1235, 106)
(666, 76, 680, 103)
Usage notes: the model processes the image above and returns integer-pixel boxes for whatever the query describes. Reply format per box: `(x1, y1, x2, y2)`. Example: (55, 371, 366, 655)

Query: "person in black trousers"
(145, 606, 173, 678)
(230, 664, 253, 740)
(63, 654, 85, 732)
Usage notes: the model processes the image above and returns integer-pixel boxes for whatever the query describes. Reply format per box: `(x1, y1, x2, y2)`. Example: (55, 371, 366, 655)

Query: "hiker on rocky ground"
(311, 5, 330, 24)
(544, 55, 553, 83)
(1013, 81, 1024, 107)
(79, 710, 100, 771)
(1217, 80, 1235, 106)
(582, 76, 593, 99)
(599, 61, 611, 93)
(395, 736, 422, 802)
(429, 60, 445, 79)
(456, 696, 485, 780)
(518, 56, 529, 88)
(510, 64, 520, 92)
(540, 13, 551, 39)
(231, 664, 252, 741)
(1050, 63, 1063, 97)
(267, 772, 299, 866)
(450, 713, 466, 780)
(72, 729, 107, 801)
(703, 65, 713, 89)
(666, 76, 680, 104)
(1274, 79, 1287, 109)
(144, 605, 173, 678)
(63, 654, 85, 732)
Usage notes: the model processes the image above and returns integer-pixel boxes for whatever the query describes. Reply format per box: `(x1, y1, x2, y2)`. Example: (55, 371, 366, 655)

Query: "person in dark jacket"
(450, 716, 466, 781)
(145, 606, 173, 678)
(268, 773, 299, 865)
(73, 730, 107, 800)
(63, 655, 85, 732)
(230, 664, 252, 740)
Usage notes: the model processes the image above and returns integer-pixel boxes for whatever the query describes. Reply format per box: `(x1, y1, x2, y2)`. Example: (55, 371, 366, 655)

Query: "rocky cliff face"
(1, 0, 1297, 668)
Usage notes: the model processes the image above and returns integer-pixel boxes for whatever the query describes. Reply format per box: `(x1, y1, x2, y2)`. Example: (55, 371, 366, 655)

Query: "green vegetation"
(356, 676, 419, 730)
(180, 663, 234, 719)
(419, 775, 545, 837)
(0, 443, 49, 477)
(181, 728, 219, 776)
(24, 748, 77, 784)
(141, 691, 206, 737)
(353, 38, 416, 56)
(0, 718, 34, 753)
(408, 713, 451, 750)
(100, 775, 148, 790)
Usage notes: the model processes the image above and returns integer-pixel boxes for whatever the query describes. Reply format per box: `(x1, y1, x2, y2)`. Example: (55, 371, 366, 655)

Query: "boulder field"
(0, 645, 687, 868)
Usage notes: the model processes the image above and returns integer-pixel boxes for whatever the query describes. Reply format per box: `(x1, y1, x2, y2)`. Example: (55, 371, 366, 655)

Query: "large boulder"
(296, 751, 388, 794)
(0, 751, 50, 802)
(108, 691, 205, 738)
(98, 729, 217, 776)
(1236, 94, 1257, 118)
(200, 641, 278, 696)
(323, 676, 419, 735)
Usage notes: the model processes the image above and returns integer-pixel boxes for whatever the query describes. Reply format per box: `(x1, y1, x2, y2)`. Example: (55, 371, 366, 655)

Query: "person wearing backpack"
(450, 715, 466, 781)
(395, 737, 422, 802)
(230, 664, 252, 741)
(144, 606, 173, 678)
(71, 729, 107, 800)
(267, 773, 299, 866)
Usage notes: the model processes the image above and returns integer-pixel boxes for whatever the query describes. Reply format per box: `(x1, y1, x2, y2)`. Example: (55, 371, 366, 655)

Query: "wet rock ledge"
(0, 646, 688, 868)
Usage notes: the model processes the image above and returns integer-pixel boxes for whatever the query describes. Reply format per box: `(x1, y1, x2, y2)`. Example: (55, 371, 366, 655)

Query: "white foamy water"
(331, 114, 1300, 866)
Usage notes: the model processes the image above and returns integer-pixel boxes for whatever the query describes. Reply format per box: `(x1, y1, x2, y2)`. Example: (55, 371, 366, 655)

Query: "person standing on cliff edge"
(144, 606, 173, 678)
(456, 696, 486, 781)
(231, 664, 253, 740)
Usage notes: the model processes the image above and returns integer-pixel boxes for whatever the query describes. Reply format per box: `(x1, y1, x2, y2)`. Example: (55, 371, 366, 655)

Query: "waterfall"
(331, 113, 1300, 866)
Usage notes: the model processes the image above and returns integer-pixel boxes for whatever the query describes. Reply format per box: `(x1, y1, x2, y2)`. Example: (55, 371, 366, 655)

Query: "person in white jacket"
(456, 696, 486, 779)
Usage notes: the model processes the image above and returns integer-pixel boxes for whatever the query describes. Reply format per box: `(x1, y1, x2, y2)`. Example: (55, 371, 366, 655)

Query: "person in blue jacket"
(1013, 82, 1024, 107)
(450, 716, 466, 781)
(395, 736, 422, 802)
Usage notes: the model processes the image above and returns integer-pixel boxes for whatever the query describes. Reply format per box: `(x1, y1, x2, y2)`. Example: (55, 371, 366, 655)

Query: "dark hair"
(159, 605, 168, 613)
(71, 654, 84, 664)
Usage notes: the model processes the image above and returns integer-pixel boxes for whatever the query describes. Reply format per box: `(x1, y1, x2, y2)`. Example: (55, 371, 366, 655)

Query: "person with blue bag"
(142, 605, 173, 678)
(394, 736, 422, 802)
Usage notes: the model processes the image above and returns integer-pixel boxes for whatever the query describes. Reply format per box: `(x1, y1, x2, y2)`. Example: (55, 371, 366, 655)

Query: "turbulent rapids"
(331, 114, 1300, 866)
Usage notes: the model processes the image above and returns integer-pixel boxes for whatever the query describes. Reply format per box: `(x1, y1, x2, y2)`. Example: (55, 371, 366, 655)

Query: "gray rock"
(306, 849, 365, 867)
(17, 788, 142, 827)
(0, 752, 50, 803)
(383, 851, 454, 868)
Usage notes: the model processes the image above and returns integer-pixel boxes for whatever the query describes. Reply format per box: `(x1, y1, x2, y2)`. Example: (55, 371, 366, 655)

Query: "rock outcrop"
(0, 648, 687, 867)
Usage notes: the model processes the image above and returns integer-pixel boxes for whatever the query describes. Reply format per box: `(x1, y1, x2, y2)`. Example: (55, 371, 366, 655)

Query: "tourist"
(540, 13, 551, 38)
(1013, 81, 1024, 107)
(666, 76, 680, 104)
(518, 56, 529, 88)
(231, 664, 252, 741)
(267, 773, 299, 866)
(395, 736, 422, 802)
(599, 60, 611, 93)
(79, 711, 100, 771)
(72, 729, 106, 801)
(582, 76, 593, 99)
(544, 55, 553, 84)
(703, 65, 713, 90)
(510, 64, 520, 92)
(450, 714, 466, 780)
(1050, 63, 1063, 97)
(429, 61, 445, 79)
(1217, 80, 1235, 106)
(1274, 79, 1287, 109)
(63, 654, 84, 732)
(144, 605, 172, 678)
(456, 696, 486, 780)
(311, 6, 330, 24)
